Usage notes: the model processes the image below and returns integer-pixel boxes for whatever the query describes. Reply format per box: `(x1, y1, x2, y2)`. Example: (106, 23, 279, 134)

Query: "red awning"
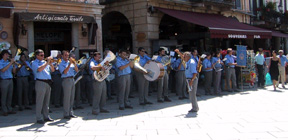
(0, 1, 14, 18)
(271, 30, 288, 38)
(157, 7, 272, 39)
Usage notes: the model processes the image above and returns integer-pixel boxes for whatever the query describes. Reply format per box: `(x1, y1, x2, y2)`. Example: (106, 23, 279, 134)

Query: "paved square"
(0, 86, 288, 140)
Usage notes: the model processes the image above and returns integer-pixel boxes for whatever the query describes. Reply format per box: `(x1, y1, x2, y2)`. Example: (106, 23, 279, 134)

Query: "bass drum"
(144, 61, 165, 81)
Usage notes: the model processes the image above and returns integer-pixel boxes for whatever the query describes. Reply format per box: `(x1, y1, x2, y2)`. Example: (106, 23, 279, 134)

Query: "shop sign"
(35, 32, 64, 42)
(254, 35, 261, 39)
(228, 34, 247, 39)
(34, 14, 84, 22)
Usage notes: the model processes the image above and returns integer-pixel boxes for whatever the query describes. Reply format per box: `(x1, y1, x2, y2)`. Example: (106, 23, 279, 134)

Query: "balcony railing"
(50, 0, 99, 4)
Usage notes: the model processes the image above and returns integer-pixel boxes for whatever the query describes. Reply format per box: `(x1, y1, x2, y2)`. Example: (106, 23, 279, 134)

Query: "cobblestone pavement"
(0, 86, 288, 140)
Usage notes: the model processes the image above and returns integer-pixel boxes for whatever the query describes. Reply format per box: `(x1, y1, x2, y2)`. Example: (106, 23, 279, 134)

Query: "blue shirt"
(255, 53, 265, 65)
(32, 59, 52, 80)
(185, 58, 197, 79)
(59, 60, 77, 78)
(172, 58, 185, 71)
(192, 56, 199, 65)
(202, 58, 213, 72)
(212, 57, 223, 68)
(115, 56, 131, 76)
(225, 55, 235, 68)
(278, 55, 288, 66)
(0, 59, 13, 79)
(139, 55, 151, 67)
(89, 58, 100, 76)
(155, 56, 167, 70)
(17, 61, 31, 77)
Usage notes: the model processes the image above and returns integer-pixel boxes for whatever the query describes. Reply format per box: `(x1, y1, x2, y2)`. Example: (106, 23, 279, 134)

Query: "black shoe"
(70, 114, 78, 118)
(139, 103, 146, 106)
(188, 109, 198, 113)
(8, 111, 16, 114)
(164, 96, 172, 102)
(234, 89, 240, 92)
(63, 116, 71, 119)
(36, 120, 45, 124)
(196, 94, 201, 97)
(119, 107, 125, 110)
(100, 109, 110, 113)
(182, 96, 189, 99)
(44, 118, 54, 122)
(18, 107, 24, 111)
(25, 106, 32, 110)
(125, 105, 133, 109)
(128, 95, 135, 98)
(2, 112, 8, 116)
(145, 101, 153, 105)
(55, 105, 60, 108)
(92, 111, 99, 115)
(157, 99, 164, 103)
(282, 85, 286, 89)
(178, 97, 184, 100)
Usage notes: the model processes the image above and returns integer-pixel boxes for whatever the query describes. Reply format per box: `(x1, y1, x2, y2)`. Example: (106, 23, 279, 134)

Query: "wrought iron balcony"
(50, 0, 99, 4)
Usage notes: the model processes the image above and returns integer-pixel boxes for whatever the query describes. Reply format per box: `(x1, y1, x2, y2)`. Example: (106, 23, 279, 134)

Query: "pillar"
(96, 17, 103, 56)
(27, 22, 34, 53)
(72, 23, 79, 59)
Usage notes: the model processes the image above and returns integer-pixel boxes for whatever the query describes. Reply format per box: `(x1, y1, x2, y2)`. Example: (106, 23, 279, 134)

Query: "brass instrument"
(197, 54, 207, 73)
(133, 55, 149, 74)
(76, 56, 85, 65)
(174, 49, 186, 68)
(93, 51, 116, 82)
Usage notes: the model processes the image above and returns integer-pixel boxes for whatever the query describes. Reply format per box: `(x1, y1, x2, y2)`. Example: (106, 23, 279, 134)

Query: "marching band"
(1, 45, 264, 124)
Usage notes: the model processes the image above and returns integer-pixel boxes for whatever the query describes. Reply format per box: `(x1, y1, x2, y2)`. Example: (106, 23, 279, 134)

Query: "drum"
(144, 61, 165, 81)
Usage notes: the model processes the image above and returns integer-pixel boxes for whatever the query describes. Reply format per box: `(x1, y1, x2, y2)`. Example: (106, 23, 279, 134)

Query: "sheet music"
(186, 79, 193, 92)
(152, 55, 158, 60)
(129, 54, 137, 60)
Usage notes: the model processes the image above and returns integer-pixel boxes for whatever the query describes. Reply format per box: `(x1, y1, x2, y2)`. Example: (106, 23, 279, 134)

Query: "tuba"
(93, 51, 116, 82)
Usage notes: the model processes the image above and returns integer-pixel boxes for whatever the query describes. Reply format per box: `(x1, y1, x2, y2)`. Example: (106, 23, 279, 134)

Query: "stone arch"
(102, 11, 133, 53)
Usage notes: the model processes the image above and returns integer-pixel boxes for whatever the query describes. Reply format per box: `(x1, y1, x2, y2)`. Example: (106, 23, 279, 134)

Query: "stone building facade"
(0, 0, 104, 58)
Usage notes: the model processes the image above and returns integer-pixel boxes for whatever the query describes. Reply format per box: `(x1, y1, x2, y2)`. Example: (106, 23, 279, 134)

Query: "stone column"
(96, 17, 103, 56)
(275, 37, 281, 51)
(72, 23, 79, 59)
(284, 38, 288, 54)
(27, 22, 34, 53)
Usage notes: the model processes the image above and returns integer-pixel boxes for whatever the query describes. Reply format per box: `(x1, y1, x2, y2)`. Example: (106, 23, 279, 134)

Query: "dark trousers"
(257, 64, 265, 87)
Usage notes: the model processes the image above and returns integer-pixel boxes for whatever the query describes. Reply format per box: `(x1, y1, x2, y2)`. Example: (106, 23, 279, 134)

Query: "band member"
(135, 47, 153, 105)
(173, 57, 187, 100)
(90, 52, 109, 115)
(0, 50, 16, 116)
(51, 51, 62, 108)
(116, 50, 134, 110)
(225, 49, 239, 92)
(202, 53, 214, 95)
(16, 53, 32, 111)
(70, 53, 83, 110)
(58, 50, 78, 119)
(155, 48, 171, 102)
(81, 54, 93, 106)
(277, 50, 288, 88)
(212, 51, 224, 95)
(32, 49, 54, 124)
(184, 52, 199, 112)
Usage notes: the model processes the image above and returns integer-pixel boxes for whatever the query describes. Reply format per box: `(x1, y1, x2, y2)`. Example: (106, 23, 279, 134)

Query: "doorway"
(34, 22, 72, 57)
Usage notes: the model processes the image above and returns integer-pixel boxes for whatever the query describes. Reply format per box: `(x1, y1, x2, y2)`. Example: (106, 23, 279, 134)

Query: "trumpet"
(76, 56, 85, 65)
(45, 58, 62, 64)
(174, 49, 186, 68)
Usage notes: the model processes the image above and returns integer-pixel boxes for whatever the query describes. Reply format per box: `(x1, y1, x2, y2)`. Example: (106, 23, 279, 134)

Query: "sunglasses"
(38, 54, 44, 57)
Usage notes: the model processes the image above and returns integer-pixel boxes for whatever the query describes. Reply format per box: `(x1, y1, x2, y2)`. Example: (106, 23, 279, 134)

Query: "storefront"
(0, 0, 104, 58)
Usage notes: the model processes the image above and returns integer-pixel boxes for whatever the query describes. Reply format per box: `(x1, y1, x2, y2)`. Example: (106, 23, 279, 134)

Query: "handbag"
(265, 73, 273, 86)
